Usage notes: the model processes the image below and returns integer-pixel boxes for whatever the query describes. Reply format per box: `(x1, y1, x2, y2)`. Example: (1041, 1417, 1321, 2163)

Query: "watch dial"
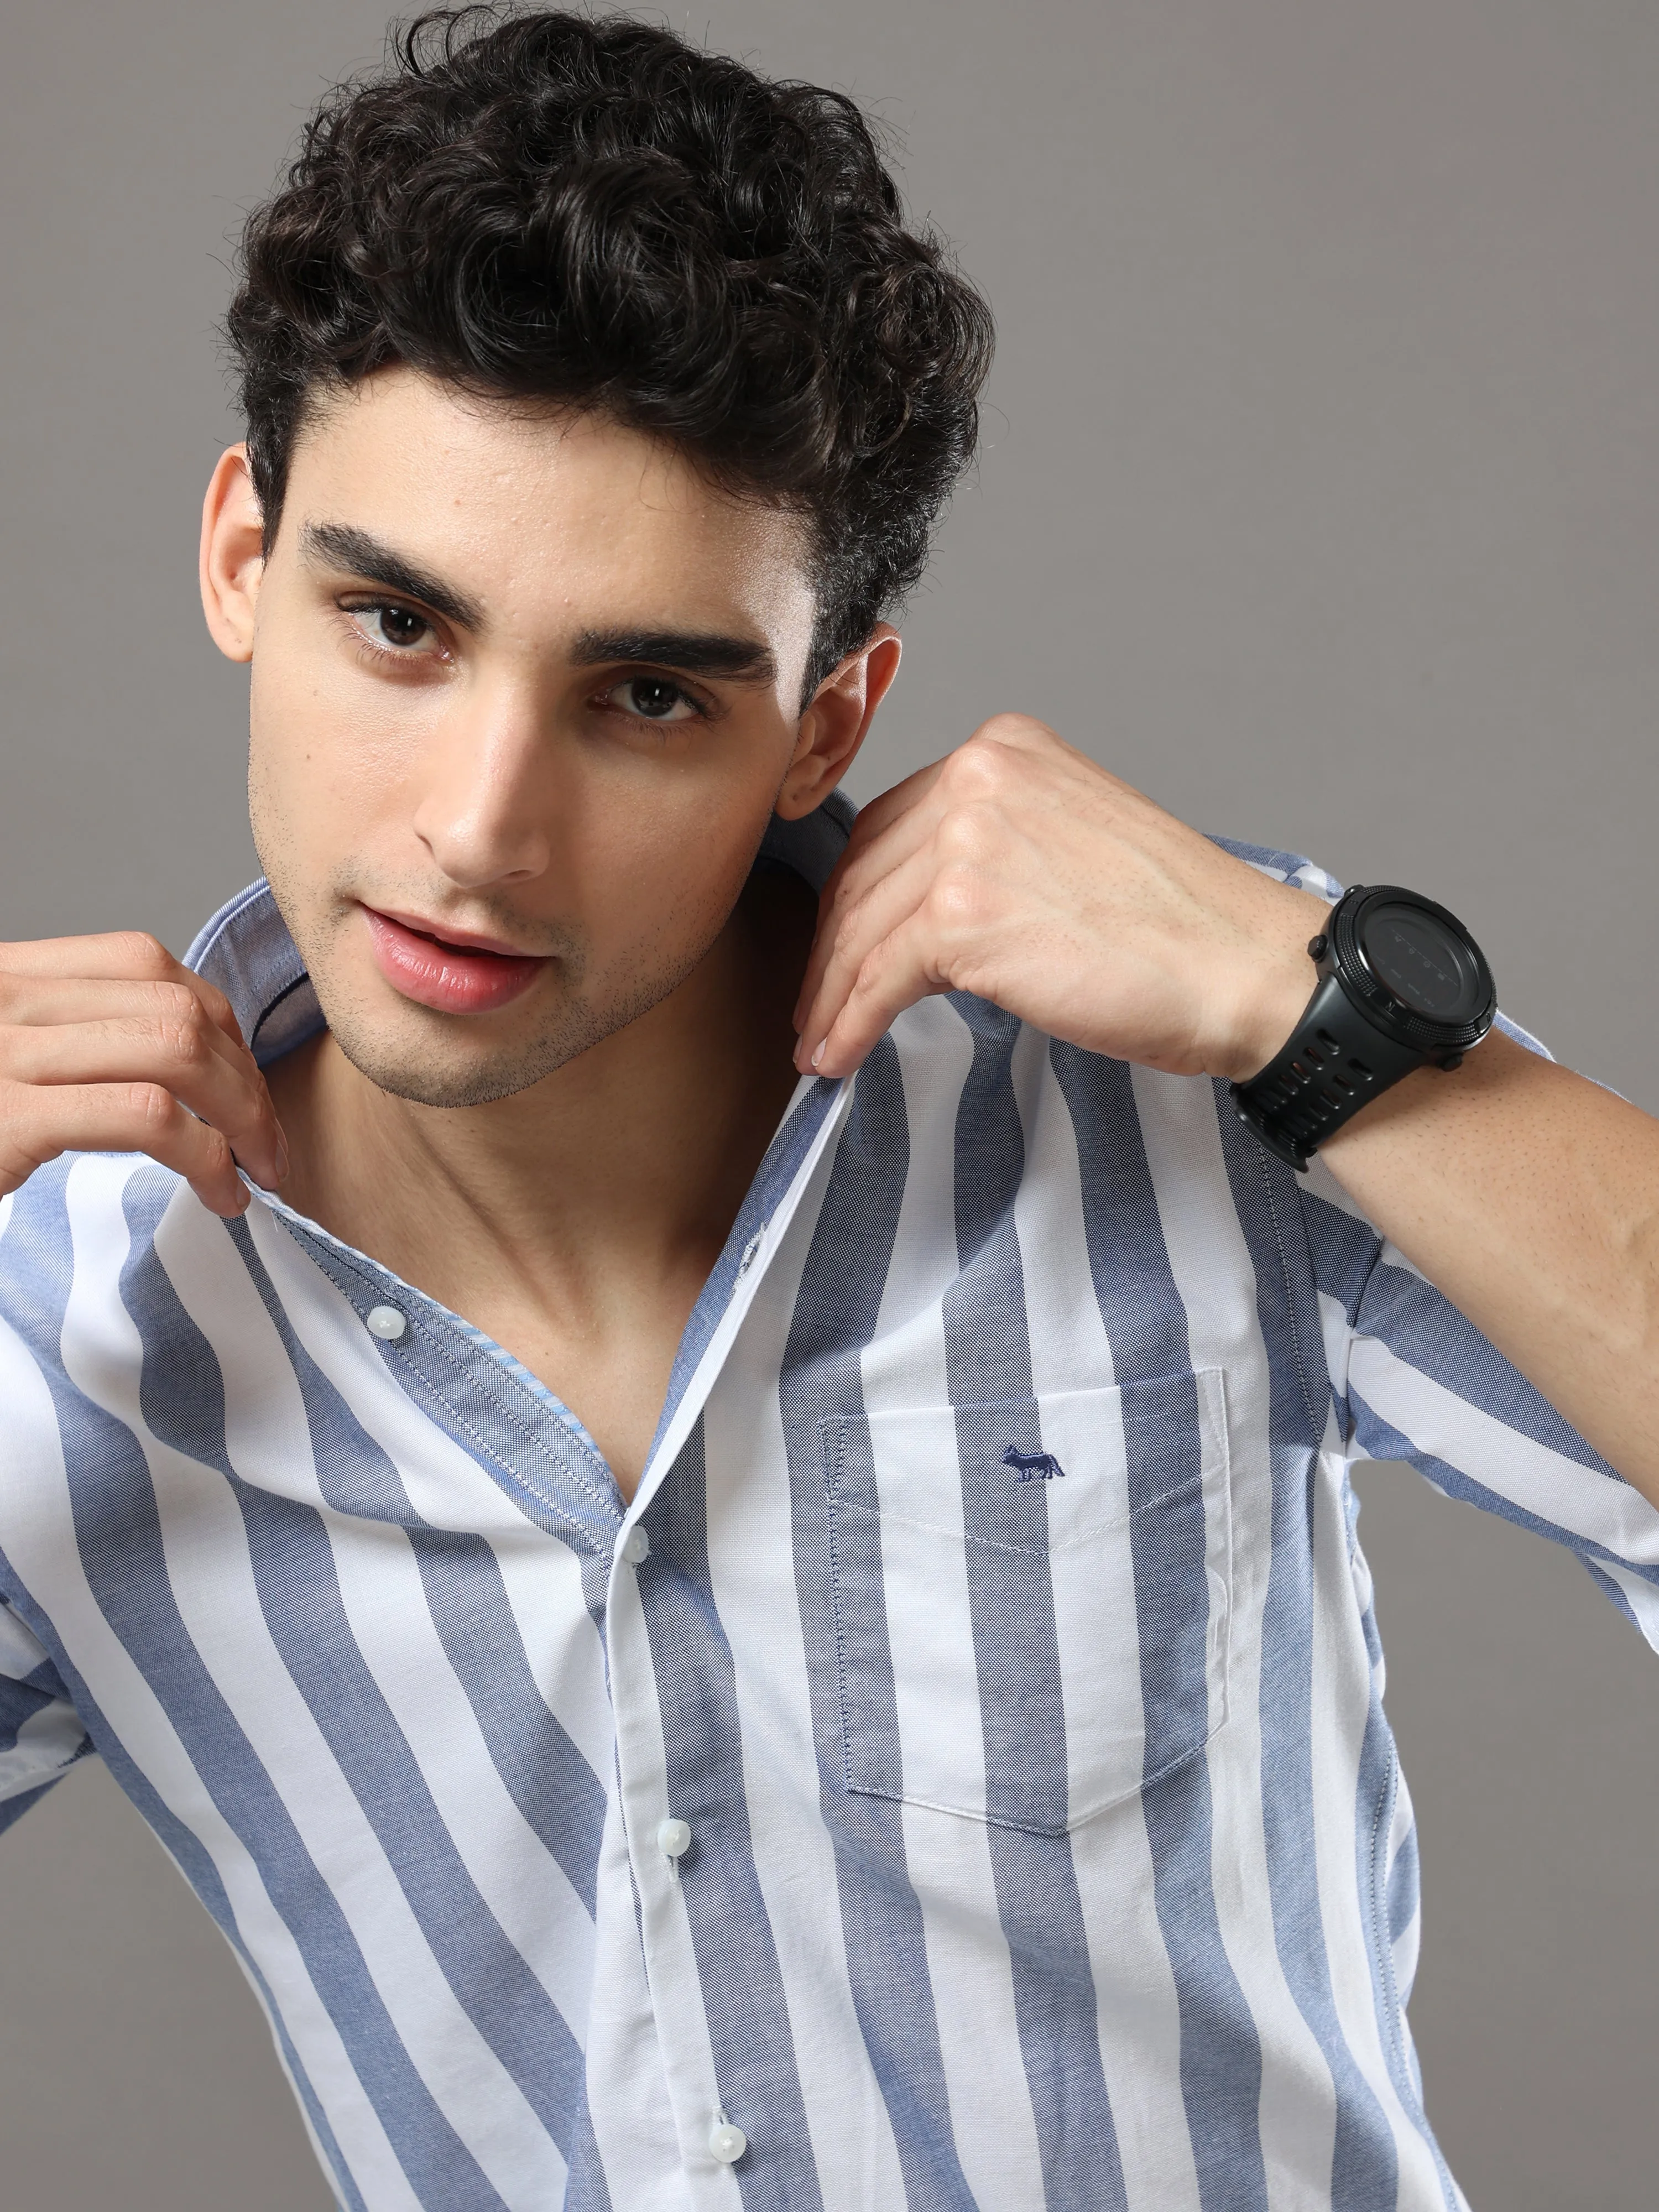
(1359, 903, 1481, 1021)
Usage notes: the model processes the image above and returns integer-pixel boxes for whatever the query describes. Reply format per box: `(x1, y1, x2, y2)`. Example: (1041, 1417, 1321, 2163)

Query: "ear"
(199, 444, 267, 664)
(774, 625, 902, 820)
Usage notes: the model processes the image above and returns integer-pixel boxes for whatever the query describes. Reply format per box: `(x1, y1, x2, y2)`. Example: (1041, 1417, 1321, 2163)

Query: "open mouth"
(361, 906, 550, 1016)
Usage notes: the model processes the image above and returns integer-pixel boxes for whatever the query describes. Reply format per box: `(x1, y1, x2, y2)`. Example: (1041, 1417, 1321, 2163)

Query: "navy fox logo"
(1001, 1446, 1067, 1483)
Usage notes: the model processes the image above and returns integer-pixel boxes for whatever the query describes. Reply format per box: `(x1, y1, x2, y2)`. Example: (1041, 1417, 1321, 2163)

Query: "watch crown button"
(1437, 1051, 1465, 1072)
(1307, 932, 1329, 961)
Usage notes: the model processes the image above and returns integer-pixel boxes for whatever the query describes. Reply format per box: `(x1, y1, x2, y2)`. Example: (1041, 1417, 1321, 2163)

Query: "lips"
(361, 906, 549, 1015)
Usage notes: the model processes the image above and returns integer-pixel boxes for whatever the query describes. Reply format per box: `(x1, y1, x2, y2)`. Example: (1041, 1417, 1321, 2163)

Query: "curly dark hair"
(227, 6, 994, 693)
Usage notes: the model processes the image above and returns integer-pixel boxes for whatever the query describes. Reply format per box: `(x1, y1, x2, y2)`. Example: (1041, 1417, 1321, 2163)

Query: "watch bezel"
(1324, 884, 1496, 1055)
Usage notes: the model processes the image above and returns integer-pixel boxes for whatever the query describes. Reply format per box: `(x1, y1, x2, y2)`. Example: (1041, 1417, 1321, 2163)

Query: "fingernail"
(811, 1040, 827, 1071)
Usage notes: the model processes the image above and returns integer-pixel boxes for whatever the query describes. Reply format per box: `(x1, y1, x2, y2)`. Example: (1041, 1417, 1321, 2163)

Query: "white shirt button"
(737, 1229, 764, 1276)
(366, 1305, 406, 1342)
(619, 1526, 650, 1566)
(708, 2120, 747, 2164)
(656, 1816, 692, 1859)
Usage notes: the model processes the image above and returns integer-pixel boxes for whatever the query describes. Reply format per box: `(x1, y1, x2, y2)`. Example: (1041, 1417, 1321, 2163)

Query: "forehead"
(278, 367, 816, 647)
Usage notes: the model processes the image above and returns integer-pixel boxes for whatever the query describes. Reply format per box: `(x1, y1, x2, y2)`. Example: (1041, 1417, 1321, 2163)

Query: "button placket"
(603, 1091, 853, 2194)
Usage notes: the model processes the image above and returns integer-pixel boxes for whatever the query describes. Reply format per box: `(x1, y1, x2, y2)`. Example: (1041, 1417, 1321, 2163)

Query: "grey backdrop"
(4, 3, 1657, 2206)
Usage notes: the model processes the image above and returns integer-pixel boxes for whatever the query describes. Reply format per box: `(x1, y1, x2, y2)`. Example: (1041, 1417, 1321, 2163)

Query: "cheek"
(247, 651, 411, 872)
(562, 753, 780, 961)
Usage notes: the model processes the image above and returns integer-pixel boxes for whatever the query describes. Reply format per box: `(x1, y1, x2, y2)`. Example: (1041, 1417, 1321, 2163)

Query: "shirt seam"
(1368, 1750, 1463, 2210)
(270, 1211, 620, 1536)
(1253, 1142, 1324, 1443)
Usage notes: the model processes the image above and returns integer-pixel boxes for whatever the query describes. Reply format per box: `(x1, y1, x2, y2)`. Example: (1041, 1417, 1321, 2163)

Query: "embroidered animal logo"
(1002, 1446, 1067, 1483)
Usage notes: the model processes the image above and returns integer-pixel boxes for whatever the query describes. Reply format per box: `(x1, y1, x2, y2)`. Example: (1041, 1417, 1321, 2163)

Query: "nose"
(410, 680, 554, 890)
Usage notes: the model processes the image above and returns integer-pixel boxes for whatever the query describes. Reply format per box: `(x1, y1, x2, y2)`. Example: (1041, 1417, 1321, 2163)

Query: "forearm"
(1319, 1029, 1659, 1504)
(791, 722, 1659, 1504)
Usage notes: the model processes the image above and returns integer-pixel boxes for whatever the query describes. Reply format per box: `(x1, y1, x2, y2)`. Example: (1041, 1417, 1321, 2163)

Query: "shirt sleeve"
(1296, 1063, 1659, 1655)
(0, 1593, 93, 1833)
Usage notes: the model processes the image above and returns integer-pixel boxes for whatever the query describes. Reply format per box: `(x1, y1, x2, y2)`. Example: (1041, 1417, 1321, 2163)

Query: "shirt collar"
(184, 789, 856, 1070)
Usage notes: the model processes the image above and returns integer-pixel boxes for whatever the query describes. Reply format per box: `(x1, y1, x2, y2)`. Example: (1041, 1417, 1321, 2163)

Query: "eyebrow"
(300, 525, 779, 686)
(301, 523, 484, 630)
(568, 628, 778, 686)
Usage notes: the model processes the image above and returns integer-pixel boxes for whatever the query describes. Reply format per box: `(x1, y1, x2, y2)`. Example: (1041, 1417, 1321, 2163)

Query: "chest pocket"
(821, 1369, 1233, 1837)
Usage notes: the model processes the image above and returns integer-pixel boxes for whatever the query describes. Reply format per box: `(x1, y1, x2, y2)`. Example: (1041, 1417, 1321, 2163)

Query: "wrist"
(1212, 891, 1333, 1084)
(1228, 883, 1498, 1172)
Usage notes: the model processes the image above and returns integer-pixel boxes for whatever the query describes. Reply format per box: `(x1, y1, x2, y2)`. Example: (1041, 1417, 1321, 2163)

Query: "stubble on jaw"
(326, 955, 703, 1110)
(275, 878, 738, 1112)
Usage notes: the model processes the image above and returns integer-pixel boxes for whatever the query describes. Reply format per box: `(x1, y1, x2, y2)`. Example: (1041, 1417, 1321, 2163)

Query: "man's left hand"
(794, 715, 1333, 1083)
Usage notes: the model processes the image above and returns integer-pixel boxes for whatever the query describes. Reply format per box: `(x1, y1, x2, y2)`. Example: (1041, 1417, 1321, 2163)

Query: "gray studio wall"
(3, 3, 1657, 2207)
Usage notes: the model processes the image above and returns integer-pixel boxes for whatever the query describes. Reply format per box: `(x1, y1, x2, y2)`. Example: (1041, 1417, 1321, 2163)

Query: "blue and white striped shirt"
(2, 799, 1655, 2211)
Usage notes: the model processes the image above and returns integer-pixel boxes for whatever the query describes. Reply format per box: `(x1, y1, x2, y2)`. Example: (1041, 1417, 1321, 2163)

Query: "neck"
(265, 866, 815, 1493)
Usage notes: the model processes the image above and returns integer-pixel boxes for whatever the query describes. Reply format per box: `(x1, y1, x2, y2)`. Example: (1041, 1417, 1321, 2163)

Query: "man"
(0, 10, 1655, 2209)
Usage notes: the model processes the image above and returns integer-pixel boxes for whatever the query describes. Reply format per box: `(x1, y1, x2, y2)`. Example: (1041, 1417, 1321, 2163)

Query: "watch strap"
(1230, 965, 1425, 1172)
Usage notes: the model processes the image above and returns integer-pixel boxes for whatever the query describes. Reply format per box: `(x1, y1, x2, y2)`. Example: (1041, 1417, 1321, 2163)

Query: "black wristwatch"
(1230, 884, 1496, 1172)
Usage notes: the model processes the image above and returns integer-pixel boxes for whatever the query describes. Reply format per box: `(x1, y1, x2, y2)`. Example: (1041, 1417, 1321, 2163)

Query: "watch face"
(1358, 902, 1484, 1023)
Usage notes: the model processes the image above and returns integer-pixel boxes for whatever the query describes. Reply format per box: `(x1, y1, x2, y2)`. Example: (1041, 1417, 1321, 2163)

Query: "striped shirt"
(2, 796, 1654, 2212)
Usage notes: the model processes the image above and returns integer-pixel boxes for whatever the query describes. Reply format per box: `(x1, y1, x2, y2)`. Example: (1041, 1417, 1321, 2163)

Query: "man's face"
(211, 369, 854, 1108)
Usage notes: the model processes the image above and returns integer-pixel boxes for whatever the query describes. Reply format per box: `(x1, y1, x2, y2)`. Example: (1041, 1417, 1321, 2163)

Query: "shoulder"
(0, 1152, 192, 1358)
(0, 1159, 82, 1342)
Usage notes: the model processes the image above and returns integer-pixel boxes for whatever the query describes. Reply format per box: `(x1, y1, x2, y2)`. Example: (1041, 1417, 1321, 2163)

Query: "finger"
(807, 909, 953, 1079)
(831, 754, 948, 851)
(0, 1014, 285, 1190)
(0, 972, 248, 1035)
(794, 841, 940, 1071)
(0, 1080, 250, 1218)
(795, 729, 1063, 1027)
(0, 975, 257, 1068)
(794, 786, 951, 1029)
(0, 932, 246, 1047)
(829, 718, 1066, 874)
(0, 977, 279, 1181)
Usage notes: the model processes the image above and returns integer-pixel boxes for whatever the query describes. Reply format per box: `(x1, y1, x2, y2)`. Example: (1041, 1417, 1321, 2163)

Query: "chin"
(322, 964, 683, 1110)
(340, 1048, 555, 1112)
(325, 1012, 589, 1109)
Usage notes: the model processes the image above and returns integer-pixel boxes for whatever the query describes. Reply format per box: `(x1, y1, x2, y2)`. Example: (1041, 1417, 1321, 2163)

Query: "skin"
(792, 724, 1659, 1503)
(1, 372, 898, 1496)
(227, 375, 900, 1493)
(0, 366, 1655, 1510)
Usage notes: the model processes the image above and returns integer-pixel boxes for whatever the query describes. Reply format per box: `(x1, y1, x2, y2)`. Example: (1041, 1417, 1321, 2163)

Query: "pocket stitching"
(823, 1417, 859, 1796)
(825, 1467, 1206, 1559)
(820, 1376, 1234, 1834)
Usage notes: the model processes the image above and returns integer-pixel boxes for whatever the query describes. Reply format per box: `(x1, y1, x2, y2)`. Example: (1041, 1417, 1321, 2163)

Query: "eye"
(345, 602, 441, 655)
(603, 675, 703, 723)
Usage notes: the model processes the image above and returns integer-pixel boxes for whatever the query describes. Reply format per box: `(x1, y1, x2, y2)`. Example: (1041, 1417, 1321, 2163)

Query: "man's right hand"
(0, 933, 286, 1218)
